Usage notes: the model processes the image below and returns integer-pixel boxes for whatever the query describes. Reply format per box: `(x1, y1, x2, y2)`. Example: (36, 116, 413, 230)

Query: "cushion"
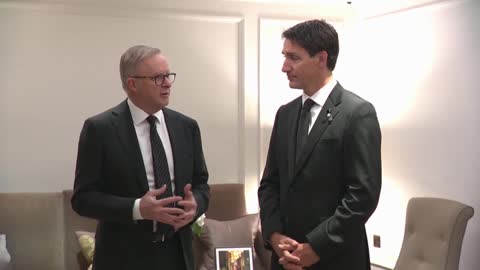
(254, 222, 272, 270)
(0, 234, 11, 270)
(75, 231, 95, 267)
(194, 214, 260, 270)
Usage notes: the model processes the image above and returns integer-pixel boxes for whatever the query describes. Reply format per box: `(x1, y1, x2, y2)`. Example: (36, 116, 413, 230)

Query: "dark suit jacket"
(258, 83, 381, 270)
(71, 100, 209, 270)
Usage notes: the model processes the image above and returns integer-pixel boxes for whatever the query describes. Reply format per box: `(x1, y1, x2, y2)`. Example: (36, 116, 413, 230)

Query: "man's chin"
(159, 98, 169, 108)
(153, 100, 169, 111)
(288, 82, 302, 90)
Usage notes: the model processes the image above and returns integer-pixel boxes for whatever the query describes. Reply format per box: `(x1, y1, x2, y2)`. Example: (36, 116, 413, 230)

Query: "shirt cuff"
(132, 198, 144, 220)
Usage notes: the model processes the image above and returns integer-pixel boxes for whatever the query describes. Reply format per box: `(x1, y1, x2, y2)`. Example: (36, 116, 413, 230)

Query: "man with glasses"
(72, 45, 209, 270)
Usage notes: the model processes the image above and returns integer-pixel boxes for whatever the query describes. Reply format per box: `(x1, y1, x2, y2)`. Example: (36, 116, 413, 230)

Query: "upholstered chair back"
(394, 197, 474, 270)
(204, 183, 247, 221)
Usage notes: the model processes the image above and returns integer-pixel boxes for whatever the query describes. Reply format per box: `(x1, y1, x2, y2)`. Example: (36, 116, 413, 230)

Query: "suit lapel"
(163, 108, 185, 197)
(111, 100, 149, 192)
(294, 83, 343, 176)
(287, 97, 303, 182)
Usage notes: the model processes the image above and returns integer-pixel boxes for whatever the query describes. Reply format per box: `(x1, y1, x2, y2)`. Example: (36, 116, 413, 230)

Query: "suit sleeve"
(190, 120, 210, 221)
(71, 119, 136, 223)
(306, 102, 382, 259)
(258, 108, 283, 249)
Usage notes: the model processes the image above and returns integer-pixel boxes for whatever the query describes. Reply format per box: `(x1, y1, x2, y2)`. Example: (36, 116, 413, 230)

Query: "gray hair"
(119, 45, 161, 91)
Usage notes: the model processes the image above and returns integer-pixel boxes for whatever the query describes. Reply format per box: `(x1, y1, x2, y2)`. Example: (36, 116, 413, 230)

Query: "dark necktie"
(296, 98, 316, 162)
(146, 115, 174, 240)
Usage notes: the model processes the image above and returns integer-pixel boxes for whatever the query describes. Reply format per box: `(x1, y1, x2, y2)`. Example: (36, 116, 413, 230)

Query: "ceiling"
(225, 0, 446, 17)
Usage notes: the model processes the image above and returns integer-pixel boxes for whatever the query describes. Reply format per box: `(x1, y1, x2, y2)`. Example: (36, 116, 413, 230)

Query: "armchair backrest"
(394, 197, 474, 270)
(205, 183, 247, 221)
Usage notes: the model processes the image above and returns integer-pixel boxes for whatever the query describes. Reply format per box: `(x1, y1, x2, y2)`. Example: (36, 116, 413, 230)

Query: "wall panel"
(0, 5, 242, 191)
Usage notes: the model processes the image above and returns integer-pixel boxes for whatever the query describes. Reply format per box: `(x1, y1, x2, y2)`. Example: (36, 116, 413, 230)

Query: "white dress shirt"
(301, 77, 337, 133)
(127, 99, 175, 220)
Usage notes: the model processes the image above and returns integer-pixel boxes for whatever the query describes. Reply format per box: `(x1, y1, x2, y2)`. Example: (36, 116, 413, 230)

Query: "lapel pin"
(326, 108, 333, 124)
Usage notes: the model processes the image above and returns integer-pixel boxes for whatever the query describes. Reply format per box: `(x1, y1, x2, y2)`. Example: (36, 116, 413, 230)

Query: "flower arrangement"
(191, 213, 206, 236)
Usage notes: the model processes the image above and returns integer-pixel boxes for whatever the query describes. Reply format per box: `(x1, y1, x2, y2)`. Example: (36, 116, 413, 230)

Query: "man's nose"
(161, 80, 172, 88)
(281, 61, 290, 73)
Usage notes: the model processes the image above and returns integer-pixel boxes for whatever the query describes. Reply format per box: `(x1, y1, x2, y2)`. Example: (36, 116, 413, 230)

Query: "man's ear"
(316, 51, 328, 67)
(127, 77, 137, 92)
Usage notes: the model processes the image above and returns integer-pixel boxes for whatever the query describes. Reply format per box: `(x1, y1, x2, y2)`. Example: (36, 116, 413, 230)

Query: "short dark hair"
(282, 19, 339, 71)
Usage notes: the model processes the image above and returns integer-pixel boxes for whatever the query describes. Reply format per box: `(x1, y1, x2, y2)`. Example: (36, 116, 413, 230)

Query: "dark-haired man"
(258, 19, 382, 270)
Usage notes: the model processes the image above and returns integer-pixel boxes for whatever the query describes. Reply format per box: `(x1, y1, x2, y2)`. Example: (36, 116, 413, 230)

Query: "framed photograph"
(215, 247, 254, 270)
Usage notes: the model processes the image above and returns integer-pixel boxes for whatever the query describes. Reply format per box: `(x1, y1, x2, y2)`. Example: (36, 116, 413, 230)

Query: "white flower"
(192, 213, 206, 236)
(196, 213, 206, 227)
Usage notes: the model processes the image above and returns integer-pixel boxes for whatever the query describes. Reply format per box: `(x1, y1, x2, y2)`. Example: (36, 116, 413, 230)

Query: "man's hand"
(291, 243, 320, 268)
(173, 184, 198, 231)
(271, 233, 302, 270)
(278, 251, 303, 270)
(139, 185, 184, 226)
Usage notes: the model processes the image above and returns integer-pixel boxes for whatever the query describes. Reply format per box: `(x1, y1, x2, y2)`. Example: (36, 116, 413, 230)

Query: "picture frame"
(215, 247, 254, 270)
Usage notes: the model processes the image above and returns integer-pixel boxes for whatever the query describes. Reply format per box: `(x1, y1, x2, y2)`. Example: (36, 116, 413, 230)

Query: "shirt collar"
(302, 77, 337, 107)
(127, 99, 164, 126)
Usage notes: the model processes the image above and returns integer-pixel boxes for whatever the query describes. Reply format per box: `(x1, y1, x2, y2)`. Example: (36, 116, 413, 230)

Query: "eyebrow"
(153, 72, 171, 76)
(283, 52, 298, 58)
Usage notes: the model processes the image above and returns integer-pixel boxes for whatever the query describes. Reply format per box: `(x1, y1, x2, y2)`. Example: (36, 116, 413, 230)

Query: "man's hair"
(119, 45, 161, 91)
(282, 19, 339, 71)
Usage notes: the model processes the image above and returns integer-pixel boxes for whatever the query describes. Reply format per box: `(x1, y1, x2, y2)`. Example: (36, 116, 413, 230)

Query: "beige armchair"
(394, 197, 474, 270)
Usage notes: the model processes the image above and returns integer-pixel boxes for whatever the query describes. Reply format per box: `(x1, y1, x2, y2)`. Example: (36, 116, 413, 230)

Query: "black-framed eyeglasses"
(130, 73, 176, 85)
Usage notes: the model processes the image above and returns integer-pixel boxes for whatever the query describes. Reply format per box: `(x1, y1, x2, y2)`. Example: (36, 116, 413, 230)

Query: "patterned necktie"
(146, 115, 173, 197)
(146, 115, 174, 240)
(296, 98, 316, 162)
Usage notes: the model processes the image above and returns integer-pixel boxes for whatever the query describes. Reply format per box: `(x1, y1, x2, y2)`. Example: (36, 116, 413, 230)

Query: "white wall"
(0, 3, 242, 193)
(340, 0, 480, 269)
